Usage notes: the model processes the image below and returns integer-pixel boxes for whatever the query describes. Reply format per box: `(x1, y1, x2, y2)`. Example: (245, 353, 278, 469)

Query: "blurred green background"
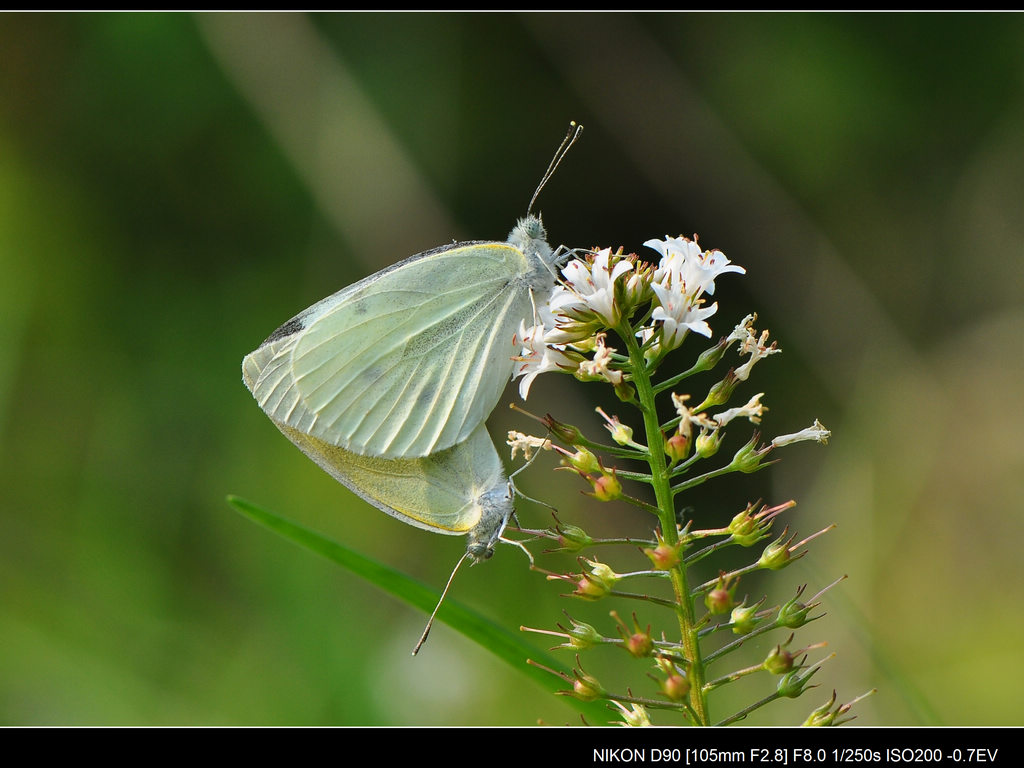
(2, 12, 1022, 726)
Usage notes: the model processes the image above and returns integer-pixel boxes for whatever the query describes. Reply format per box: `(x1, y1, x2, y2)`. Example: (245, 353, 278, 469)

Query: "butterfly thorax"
(508, 215, 556, 294)
(466, 486, 514, 563)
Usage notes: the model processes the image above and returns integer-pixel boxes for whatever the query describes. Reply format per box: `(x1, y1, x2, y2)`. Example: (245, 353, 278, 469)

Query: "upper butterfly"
(242, 214, 558, 459)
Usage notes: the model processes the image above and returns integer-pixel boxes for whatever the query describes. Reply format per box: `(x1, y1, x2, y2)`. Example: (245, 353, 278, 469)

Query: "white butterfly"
(242, 216, 558, 460)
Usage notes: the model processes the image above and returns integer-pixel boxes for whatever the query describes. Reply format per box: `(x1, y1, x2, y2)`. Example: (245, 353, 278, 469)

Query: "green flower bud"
(730, 597, 765, 635)
(571, 671, 604, 701)
(562, 446, 601, 474)
(694, 338, 729, 372)
(695, 429, 723, 458)
(556, 523, 594, 552)
(543, 415, 583, 444)
(778, 589, 812, 629)
(764, 643, 795, 675)
(561, 618, 603, 650)
(573, 559, 621, 600)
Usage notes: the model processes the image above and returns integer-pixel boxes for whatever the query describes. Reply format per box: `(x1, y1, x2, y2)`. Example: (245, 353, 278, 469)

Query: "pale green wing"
(245, 241, 534, 459)
(275, 421, 509, 539)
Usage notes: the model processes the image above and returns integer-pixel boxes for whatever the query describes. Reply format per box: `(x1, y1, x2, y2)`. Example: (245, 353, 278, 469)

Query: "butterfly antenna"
(412, 551, 471, 656)
(527, 121, 583, 216)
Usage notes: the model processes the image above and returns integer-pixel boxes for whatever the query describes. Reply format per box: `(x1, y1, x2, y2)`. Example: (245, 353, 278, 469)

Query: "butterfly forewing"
(247, 241, 534, 459)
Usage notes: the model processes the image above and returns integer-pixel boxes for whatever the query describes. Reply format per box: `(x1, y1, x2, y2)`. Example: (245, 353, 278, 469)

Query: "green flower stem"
(619, 322, 709, 725)
(702, 619, 783, 664)
(652, 359, 707, 394)
(613, 469, 656, 483)
(671, 463, 736, 491)
(683, 537, 735, 566)
(605, 590, 679, 610)
(694, 562, 763, 593)
(607, 693, 688, 712)
(704, 662, 766, 692)
(568, 435, 647, 461)
(716, 691, 784, 726)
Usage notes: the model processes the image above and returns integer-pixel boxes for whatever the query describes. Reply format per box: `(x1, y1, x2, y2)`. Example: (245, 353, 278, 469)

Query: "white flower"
(577, 333, 622, 385)
(512, 320, 575, 399)
(507, 430, 552, 461)
(728, 314, 758, 348)
(772, 419, 831, 447)
(714, 393, 767, 427)
(672, 392, 717, 433)
(650, 281, 718, 347)
(550, 247, 633, 325)
(646, 235, 745, 299)
(734, 327, 780, 381)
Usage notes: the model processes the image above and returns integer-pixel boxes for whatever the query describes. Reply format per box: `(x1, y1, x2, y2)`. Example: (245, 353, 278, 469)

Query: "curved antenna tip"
(527, 121, 583, 216)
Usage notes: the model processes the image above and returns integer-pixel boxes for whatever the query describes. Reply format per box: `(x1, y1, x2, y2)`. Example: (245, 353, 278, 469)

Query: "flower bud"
(694, 429, 722, 458)
(778, 590, 812, 628)
(543, 414, 583, 443)
(693, 337, 728, 372)
(643, 537, 681, 571)
(561, 446, 601, 474)
(556, 523, 594, 552)
(777, 669, 809, 699)
(613, 701, 653, 727)
(561, 618, 603, 650)
(571, 671, 604, 701)
(614, 381, 636, 402)
(573, 559, 621, 600)
(730, 434, 771, 473)
(730, 598, 764, 635)
(758, 531, 794, 570)
(665, 433, 690, 464)
(661, 673, 691, 702)
(700, 371, 739, 410)
(764, 643, 795, 675)
(591, 471, 622, 501)
(704, 574, 737, 615)
(613, 611, 654, 658)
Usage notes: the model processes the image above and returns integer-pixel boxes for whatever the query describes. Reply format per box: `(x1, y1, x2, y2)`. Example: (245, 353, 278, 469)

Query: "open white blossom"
(651, 281, 718, 346)
(645, 235, 745, 299)
(549, 247, 633, 325)
(512, 320, 575, 399)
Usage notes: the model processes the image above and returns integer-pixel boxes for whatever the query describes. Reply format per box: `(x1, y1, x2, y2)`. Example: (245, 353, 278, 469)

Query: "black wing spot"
(264, 317, 305, 344)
